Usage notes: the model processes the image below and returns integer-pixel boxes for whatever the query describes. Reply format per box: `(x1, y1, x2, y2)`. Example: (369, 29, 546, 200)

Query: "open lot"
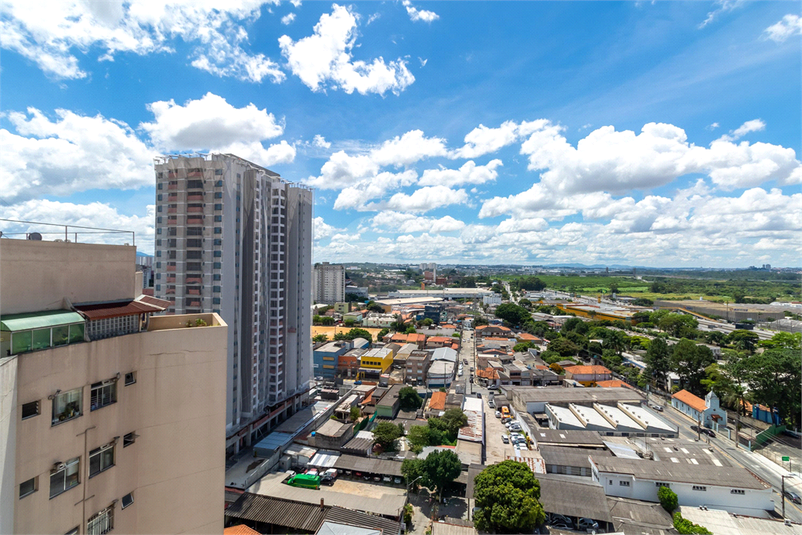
(329, 477, 406, 499)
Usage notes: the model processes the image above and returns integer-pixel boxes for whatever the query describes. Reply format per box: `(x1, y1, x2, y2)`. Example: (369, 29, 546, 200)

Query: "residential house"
(375, 385, 404, 419)
(564, 365, 613, 386)
(425, 391, 447, 417)
(426, 336, 454, 349)
(405, 351, 431, 385)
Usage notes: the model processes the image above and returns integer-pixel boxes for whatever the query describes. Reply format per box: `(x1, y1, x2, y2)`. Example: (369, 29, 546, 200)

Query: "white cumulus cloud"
(385, 185, 468, 213)
(369, 130, 448, 167)
(1, 107, 153, 202)
(372, 211, 465, 233)
(281, 13, 296, 25)
(419, 159, 502, 187)
(764, 13, 802, 42)
(717, 118, 766, 142)
(0, 0, 284, 82)
(313, 135, 331, 149)
(451, 119, 552, 159)
(402, 0, 439, 23)
(278, 4, 415, 95)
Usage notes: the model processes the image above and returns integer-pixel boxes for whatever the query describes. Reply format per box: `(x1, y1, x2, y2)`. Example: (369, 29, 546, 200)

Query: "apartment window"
(157, 205, 162, 212)
(214, 262, 222, 269)
(157, 183, 162, 190)
(213, 286, 221, 292)
(155, 284, 161, 291)
(214, 203, 223, 210)
(214, 192, 223, 199)
(90, 380, 117, 411)
(89, 444, 115, 477)
(156, 251, 161, 257)
(22, 400, 40, 420)
(122, 492, 134, 509)
(655, 482, 670, 488)
(52, 388, 82, 425)
(123, 432, 136, 448)
(187, 227, 203, 236)
(619, 480, 630, 487)
(213, 274, 221, 281)
(124, 372, 136, 386)
(214, 239, 222, 246)
(20, 477, 37, 498)
(157, 228, 161, 234)
(187, 180, 203, 189)
(216, 179, 223, 185)
(692, 486, 707, 491)
(87, 505, 114, 535)
(215, 169, 223, 176)
(731, 489, 744, 494)
(157, 216, 162, 224)
(50, 457, 80, 498)
(214, 215, 222, 222)
(214, 227, 222, 234)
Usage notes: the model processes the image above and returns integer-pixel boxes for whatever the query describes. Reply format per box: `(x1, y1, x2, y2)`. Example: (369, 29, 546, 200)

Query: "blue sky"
(1, 1, 800, 267)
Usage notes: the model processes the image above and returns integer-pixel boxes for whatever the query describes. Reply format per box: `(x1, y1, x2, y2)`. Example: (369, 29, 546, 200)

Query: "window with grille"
(86, 505, 114, 535)
(22, 400, 40, 420)
(90, 380, 117, 411)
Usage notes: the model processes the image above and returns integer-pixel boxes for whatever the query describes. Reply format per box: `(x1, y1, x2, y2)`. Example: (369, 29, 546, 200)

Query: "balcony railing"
(166, 265, 176, 272)
(167, 208, 177, 214)
(187, 218, 204, 225)
(168, 184, 178, 190)
(187, 207, 204, 213)
(187, 194, 204, 201)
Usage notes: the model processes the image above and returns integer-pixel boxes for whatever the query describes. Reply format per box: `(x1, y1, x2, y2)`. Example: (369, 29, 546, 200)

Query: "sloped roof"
(429, 391, 447, 411)
(595, 380, 632, 389)
(564, 365, 612, 375)
(672, 389, 706, 412)
(225, 493, 328, 532)
(224, 525, 262, 535)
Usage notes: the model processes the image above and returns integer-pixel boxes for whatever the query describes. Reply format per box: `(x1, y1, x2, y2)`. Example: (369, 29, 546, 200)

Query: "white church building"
(671, 389, 727, 428)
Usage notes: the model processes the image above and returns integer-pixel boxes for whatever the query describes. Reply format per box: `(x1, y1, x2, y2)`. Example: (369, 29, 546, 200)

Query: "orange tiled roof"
(595, 380, 632, 389)
(441, 324, 457, 329)
(535, 365, 549, 370)
(225, 525, 261, 535)
(484, 337, 513, 341)
(428, 336, 452, 342)
(563, 365, 611, 375)
(516, 332, 542, 341)
(451, 343, 459, 350)
(429, 391, 447, 411)
(407, 333, 426, 342)
(476, 368, 499, 380)
(672, 389, 707, 412)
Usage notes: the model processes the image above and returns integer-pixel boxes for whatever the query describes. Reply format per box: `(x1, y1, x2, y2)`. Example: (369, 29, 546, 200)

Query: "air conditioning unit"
(53, 462, 66, 471)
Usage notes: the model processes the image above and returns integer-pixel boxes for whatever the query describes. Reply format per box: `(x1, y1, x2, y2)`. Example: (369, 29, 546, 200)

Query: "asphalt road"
(654, 397, 802, 523)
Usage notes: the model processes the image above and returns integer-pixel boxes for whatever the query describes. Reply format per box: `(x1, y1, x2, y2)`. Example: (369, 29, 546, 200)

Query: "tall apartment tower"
(0, 238, 227, 535)
(313, 262, 345, 304)
(153, 154, 313, 447)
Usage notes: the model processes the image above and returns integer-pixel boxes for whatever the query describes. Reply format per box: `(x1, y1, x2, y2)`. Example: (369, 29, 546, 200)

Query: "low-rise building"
(475, 325, 512, 338)
(589, 456, 773, 516)
(564, 365, 613, 386)
(359, 348, 393, 378)
(362, 314, 396, 328)
(671, 390, 727, 428)
(375, 385, 403, 419)
(313, 341, 353, 379)
(426, 336, 454, 349)
(337, 348, 366, 378)
(405, 351, 431, 385)
(309, 419, 354, 450)
(425, 391, 447, 417)
(427, 361, 455, 388)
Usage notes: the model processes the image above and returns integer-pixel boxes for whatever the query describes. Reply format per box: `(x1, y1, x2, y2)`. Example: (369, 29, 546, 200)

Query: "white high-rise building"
(153, 154, 313, 452)
(313, 262, 345, 304)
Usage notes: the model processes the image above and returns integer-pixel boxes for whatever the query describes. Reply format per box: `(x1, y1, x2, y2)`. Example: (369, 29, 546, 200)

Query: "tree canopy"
(373, 421, 403, 450)
(473, 461, 546, 533)
(494, 303, 531, 326)
(334, 328, 373, 343)
(401, 450, 461, 497)
(398, 386, 423, 411)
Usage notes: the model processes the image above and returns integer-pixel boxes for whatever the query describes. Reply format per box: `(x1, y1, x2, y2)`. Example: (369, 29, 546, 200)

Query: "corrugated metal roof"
(75, 299, 163, 320)
(323, 507, 402, 535)
(537, 473, 613, 523)
(309, 451, 340, 468)
(225, 493, 329, 531)
(332, 454, 403, 476)
(1, 310, 84, 331)
(431, 522, 476, 535)
(607, 497, 674, 534)
(135, 294, 172, 308)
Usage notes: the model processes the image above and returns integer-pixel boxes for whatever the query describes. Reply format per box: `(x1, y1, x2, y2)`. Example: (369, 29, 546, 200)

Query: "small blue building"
(313, 341, 352, 378)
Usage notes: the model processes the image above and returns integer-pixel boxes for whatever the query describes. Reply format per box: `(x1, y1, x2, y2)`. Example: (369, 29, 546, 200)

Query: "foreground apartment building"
(0, 238, 227, 535)
(152, 154, 313, 451)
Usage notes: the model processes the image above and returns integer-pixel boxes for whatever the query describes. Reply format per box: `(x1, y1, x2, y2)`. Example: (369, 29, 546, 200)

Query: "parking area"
(483, 392, 518, 463)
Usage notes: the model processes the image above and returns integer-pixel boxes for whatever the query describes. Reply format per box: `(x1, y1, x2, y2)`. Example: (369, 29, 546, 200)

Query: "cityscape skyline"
(1, 1, 800, 268)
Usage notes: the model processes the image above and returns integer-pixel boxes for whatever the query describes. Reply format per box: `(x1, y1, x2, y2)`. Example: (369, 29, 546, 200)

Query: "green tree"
(547, 337, 580, 357)
(658, 314, 698, 338)
(398, 386, 423, 411)
(373, 421, 403, 450)
(421, 318, 434, 327)
(377, 327, 390, 341)
(423, 450, 462, 498)
(513, 341, 536, 353)
(344, 318, 356, 327)
(671, 339, 715, 395)
(473, 461, 546, 533)
(349, 405, 361, 422)
(494, 303, 531, 326)
(334, 328, 373, 343)
(313, 334, 329, 343)
(672, 512, 712, 534)
(405, 325, 417, 334)
(658, 486, 678, 513)
(401, 458, 426, 490)
(562, 317, 589, 334)
(726, 330, 759, 352)
(366, 302, 385, 313)
(729, 348, 801, 428)
(644, 337, 671, 390)
(429, 409, 468, 440)
(759, 331, 801, 351)
(406, 425, 432, 452)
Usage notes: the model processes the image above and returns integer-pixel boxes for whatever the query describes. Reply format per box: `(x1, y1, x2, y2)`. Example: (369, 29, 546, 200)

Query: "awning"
(74, 300, 164, 320)
(1, 310, 84, 332)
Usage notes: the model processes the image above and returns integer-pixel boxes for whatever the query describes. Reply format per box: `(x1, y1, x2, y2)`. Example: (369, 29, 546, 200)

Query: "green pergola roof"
(0, 310, 85, 332)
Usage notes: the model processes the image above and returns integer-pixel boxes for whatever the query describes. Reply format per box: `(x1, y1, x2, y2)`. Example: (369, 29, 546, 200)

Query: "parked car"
(488, 384, 498, 391)
(394, 477, 402, 484)
(705, 428, 716, 438)
(577, 518, 599, 530)
(501, 435, 509, 443)
(373, 476, 381, 482)
(488, 400, 496, 409)
(784, 491, 802, 504)
(470, 367, 475, 372)
(464, 359, 469, 365)
(495, 410, 501, 418)
(547, 514, 573, 529)
(383, 475, 392, 483)
(502, 417, 511, 424)
(649, 402, 664, 412)
(476, 392, 482, 398)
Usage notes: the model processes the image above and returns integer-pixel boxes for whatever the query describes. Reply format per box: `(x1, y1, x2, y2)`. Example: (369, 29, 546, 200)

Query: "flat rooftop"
(506, 386, 643, 404)
(248, 471, 406, 517)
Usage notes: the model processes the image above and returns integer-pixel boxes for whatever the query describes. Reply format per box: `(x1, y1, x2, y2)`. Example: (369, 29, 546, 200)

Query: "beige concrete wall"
(0, 356, 18, 535)
(0, 240, 137, 314)
(12, 315, 227, 535)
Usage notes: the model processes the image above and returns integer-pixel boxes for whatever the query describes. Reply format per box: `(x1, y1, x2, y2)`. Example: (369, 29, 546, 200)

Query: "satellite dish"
(27, 232, 42, 241)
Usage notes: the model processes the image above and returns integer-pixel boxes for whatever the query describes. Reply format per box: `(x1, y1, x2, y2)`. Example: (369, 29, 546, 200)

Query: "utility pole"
(782, 475, 788, 520)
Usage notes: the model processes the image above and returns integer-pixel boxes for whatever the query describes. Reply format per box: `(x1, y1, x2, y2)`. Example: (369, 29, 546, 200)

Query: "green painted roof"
(0, 310, 85, 332)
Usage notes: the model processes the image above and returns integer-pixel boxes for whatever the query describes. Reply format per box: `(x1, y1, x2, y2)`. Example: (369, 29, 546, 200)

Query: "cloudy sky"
(1, 1, 800, 267)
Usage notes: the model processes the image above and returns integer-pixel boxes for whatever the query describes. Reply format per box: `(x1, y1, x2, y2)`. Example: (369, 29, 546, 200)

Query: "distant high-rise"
(153, 154, 313, 449)
(313, 262, 345, 304)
